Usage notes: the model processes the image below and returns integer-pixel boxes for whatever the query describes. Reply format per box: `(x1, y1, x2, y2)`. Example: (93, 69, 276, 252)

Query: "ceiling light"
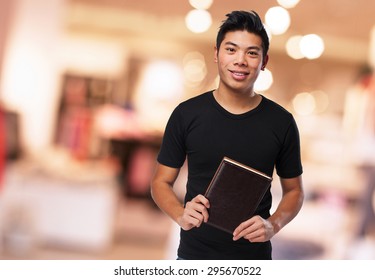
(286, 35, 304, 59)
(277, 0, 301, 9)
(265, 6, 291, 35)
(185, 9, 212, 33)
(140, 61, 183, 101)
(254, 68, 273, 92)
(189, 0, 213, 10)
(300, 34, 325, 59)
(263, 24, 273, 41)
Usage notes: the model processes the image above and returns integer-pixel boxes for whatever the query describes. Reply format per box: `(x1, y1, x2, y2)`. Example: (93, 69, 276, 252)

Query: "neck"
(213, 87, 261, 114)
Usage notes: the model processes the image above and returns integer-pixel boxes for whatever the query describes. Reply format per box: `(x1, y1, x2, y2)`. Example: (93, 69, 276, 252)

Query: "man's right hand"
(177, 194, 210, 231)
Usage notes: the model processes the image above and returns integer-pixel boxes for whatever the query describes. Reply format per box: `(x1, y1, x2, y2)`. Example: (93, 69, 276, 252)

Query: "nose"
(234, 51, 247, 66)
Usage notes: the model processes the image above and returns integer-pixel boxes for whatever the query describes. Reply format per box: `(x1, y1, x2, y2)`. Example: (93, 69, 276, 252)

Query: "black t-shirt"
(157, 91, 303, 259)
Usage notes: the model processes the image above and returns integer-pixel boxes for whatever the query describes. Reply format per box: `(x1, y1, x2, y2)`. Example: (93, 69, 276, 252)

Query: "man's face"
(215, 30, 268, 94)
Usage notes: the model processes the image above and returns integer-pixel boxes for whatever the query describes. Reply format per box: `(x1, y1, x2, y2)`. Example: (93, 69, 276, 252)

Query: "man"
(151, 10, 304, 260)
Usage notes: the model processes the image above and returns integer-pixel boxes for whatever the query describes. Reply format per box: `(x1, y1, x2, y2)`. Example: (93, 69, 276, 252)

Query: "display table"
(0, 158, 119, 256)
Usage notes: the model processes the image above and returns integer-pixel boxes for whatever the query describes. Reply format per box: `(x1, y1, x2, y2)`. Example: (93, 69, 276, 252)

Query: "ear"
(261, 54, 269, 70)
(214, 46, 218, 63)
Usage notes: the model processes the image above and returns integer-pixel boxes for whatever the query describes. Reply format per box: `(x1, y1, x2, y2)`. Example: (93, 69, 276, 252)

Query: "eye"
(248, 51, 259, 57)
(225, 47, 235, 53)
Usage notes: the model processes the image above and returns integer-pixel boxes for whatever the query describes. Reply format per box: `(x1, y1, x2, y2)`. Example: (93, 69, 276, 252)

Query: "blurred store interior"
(0, 0, 375, 260)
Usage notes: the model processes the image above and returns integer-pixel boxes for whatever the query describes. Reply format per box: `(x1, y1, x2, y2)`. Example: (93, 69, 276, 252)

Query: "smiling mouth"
(229, 70, 249, 78)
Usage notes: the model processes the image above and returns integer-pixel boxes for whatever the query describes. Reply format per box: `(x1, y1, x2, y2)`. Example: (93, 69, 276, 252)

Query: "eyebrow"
(224, 41, 262, 51)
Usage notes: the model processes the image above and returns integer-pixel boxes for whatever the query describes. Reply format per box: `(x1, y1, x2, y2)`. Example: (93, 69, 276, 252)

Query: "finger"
(245, 232, 266, 243)
(234, 215, 265, 234)
(233, 219, 254, 238)
(194, 194, 210, 208)
(184, 205, 203, 221)
(185, 215, 202, 228)
(187, 198, 210, 223)
(186, 201, 207, 216)
(184, 203, 208, 226)
(181, 217, 200, 230)
(233, 218, 262, 241)
(193, 205, 209, 224)
(200, 206, 209, 223)
(243, 221, 270, 242)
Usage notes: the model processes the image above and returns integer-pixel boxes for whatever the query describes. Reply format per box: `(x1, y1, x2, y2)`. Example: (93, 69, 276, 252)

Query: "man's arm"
(150, 163, 210, 231)
(233, 175, 304, 242)
(268, 175, 304, 234)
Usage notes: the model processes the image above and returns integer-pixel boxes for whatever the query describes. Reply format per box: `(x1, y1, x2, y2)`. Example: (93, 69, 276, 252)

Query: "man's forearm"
(151, 182, 185, 225)
(268, 187, 304, 234)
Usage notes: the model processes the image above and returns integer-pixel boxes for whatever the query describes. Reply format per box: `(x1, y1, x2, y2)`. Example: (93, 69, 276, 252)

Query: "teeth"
(233, 72, 245, 76)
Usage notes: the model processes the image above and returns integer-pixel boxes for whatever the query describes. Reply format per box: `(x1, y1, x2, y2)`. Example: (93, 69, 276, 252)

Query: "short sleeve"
(275, 117, 303, 178)
(157, 105, 187, 168)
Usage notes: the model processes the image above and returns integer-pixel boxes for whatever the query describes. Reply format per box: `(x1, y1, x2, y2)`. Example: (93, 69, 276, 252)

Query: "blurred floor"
(0, 158, 174, 260)
(0, 159, 374, 260)
(0, 196, 173, 260)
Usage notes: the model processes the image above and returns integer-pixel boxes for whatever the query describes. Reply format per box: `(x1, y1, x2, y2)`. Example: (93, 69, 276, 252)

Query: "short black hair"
(216, 10, 269, 58)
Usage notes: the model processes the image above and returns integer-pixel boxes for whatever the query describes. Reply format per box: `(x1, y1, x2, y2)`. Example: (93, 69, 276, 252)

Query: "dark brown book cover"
(204, 157, 273, 234)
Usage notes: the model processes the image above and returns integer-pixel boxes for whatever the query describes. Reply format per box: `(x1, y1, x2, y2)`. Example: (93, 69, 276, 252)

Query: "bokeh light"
(254, 68, 273, 92)
(265, 6, 291, 35)
(185, 9, 212, 33)
(293, 92, 316, 115)
(188, 0, 213, 10)
(286, 35, 304, 59)
(300, 34, 325, 59)
(277, 0, 301, 9)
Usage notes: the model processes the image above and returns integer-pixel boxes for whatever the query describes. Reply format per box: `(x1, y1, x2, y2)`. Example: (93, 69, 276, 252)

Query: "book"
(204, 157, 273, 234)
